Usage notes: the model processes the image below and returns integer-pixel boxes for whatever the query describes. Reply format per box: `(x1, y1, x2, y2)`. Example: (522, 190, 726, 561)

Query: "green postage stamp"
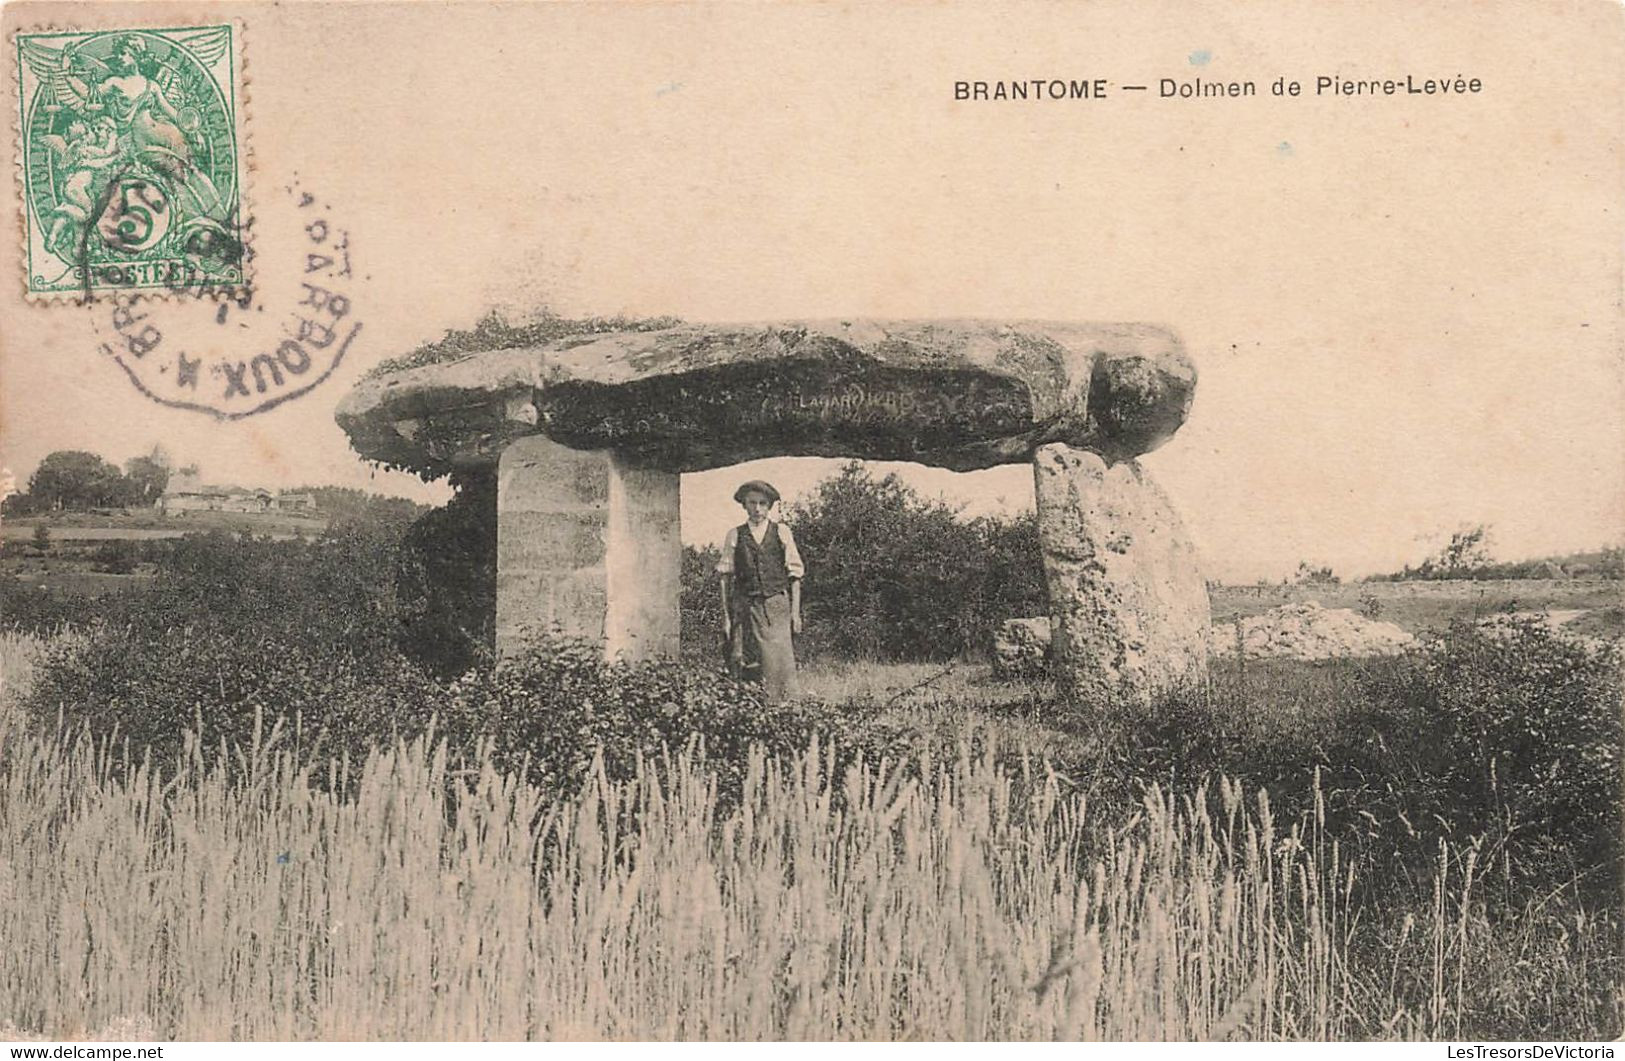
(15, 24, 246, 298)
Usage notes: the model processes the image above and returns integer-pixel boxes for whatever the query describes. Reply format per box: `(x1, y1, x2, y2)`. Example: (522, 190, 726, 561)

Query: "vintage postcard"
(0, 0, 1621, 1046)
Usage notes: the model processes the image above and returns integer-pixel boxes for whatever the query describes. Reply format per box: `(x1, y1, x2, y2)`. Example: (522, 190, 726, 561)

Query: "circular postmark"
(19, 26, 247, 297)
(89, 182, 364, 420)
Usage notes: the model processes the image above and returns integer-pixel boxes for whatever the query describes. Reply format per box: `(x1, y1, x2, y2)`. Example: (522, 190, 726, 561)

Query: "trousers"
(729, 592, 795, 704)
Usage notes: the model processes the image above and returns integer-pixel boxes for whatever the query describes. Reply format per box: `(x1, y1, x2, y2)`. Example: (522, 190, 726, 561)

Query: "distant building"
(160, 475, 318, 516)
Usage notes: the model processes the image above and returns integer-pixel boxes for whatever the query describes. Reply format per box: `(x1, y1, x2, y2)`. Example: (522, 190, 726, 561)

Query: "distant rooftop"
(162, 475, 283, 498)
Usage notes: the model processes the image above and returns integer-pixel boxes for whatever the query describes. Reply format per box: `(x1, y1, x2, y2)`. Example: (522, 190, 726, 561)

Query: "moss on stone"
(367, 310, 684, 381)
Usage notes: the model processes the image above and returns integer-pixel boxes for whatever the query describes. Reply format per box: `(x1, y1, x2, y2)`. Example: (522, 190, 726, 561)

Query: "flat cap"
(733, 479, 781, 504)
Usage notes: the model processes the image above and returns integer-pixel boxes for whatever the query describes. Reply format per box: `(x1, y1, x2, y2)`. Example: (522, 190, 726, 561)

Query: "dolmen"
(337, 319, 1211, 705)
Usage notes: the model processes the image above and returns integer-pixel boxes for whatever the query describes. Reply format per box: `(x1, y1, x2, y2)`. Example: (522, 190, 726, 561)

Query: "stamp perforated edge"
(9, 17, 253, 304)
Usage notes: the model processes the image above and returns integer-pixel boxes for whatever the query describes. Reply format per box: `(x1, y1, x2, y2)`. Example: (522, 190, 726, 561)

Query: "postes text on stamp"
(16, 24, 245, 299)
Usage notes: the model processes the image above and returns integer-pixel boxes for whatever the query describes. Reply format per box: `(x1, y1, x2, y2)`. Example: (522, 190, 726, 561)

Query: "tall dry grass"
(0, 713, 1506, 1041)
(0, 631, 51, 730)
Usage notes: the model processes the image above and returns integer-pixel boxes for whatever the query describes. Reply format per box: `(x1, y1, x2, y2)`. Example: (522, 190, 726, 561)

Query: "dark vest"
(734, 521, 790, 598)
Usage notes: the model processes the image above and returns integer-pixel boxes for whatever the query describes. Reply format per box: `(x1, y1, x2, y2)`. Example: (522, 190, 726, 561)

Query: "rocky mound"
(1211, 602, 1415, 662)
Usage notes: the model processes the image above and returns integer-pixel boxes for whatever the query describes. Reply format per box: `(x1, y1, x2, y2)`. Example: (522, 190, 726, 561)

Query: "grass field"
(1211, 579, 1623, 637)
(0, 692, 1559, 1039)
(1, 629, 1619, 1041)
(2, 511, 327, 536)
(3, 566, 154, 596)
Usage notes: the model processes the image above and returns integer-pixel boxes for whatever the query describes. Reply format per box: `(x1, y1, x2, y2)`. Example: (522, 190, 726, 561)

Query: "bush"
(679, 544, 726, 662)
(22, 525, 432, 767)
(439, 636, 864, 797)
(139, 528, 405, 649)
(25, 621, 440, 769)
(14, 503, 880, 796)
(1053, 620, 1623, 905)
(1372, 620, 1621, 875)
(369, 310, 683, 380)
(89, 539, 139, 574)
(0, 576, 98, 634)
(395, 470, 497, 676)
(779, 462, 1045, 662)
(25, 618, 869, 802)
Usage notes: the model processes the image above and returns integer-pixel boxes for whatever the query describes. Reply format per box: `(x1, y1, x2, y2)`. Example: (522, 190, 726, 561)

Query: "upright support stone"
(496, 436, 680, 660)
(1032, 443, 1210, 706)
(604, 460, 681, 660)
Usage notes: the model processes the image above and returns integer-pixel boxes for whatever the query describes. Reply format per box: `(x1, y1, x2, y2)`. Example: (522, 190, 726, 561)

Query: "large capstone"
(1032, 443, 1210, 705)
(337, 319, 1196, 477)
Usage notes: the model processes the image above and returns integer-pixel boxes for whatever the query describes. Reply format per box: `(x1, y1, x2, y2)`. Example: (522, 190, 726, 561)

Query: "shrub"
(369, 310, 683, 380)
(1050, 620, 1623, 905)
(89, 539, 139, 574)
(1370, 620, 1622, 875)
(778, 462, 1045, 662)
(440, 635, 868, 797)
(135, 528, 405, 650)
(0, 577, 98, 635)
(679, 544, 726, 662)
(22, 525, 433, 768)
(395, 470, 497, 676)
(1294, 561, 1339, 585)
(24, 577, 869, 799)
(25, 622, 440, 769)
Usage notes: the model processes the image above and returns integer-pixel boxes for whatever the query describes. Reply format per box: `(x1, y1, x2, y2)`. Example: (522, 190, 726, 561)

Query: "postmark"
(15, 24, 246, 299)
(90, 181, 363, 420)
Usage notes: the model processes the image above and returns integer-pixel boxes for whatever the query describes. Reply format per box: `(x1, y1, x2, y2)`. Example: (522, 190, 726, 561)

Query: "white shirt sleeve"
(715, 526, 737, 574)
(780, 522, 805, 580)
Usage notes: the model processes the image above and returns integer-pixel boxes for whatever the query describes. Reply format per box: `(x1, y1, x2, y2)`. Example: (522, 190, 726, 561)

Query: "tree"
(31, 523, 50, 552)
(289, 485, 426, 530)
(1436, 524, 1492, 575)
(1294, 561, 1339, 585)
(123, 451, 172, 505)
(781, 461, 1044, 661)
(973, 511, 1047, 631)
(1384, 523, 1496, 580)
(26, 450, 129, 510)
(1389, 523, 1493, 580)
(1, 490, 42, 517)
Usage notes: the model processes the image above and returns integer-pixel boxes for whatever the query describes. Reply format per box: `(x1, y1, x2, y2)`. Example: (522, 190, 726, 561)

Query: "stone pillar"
(604, 459, 681, 660)
(1032, 442, 1210, 706)
(496, 435, 680, 660)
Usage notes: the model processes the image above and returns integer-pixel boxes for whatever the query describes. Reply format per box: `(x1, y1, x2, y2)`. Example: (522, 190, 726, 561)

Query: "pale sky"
(3, 1, 1621, 583)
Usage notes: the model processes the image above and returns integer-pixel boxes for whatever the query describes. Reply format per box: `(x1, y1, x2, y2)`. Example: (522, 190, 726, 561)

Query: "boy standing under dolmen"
(717, 480, 804, 703)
